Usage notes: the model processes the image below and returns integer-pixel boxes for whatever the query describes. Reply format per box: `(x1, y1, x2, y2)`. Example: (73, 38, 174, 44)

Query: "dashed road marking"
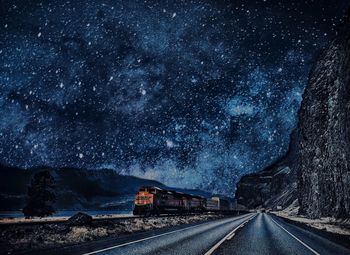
(204, 214, 257, 255)
(226, 232, 235, 240)
(81, 214, 253, 255)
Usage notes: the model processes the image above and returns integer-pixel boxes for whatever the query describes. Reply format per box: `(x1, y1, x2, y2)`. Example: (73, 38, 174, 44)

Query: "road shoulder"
(270, 213, 350, 250)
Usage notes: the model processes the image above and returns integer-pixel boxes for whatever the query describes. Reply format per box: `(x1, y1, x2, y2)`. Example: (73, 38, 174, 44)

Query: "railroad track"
(0, 212, 239, 227)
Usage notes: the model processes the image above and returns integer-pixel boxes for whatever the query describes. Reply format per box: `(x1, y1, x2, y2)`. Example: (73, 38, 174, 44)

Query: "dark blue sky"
(0, 0, 349, 195)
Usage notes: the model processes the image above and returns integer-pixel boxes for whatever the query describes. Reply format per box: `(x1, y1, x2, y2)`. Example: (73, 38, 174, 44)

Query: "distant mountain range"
(0, 164, 216, 211)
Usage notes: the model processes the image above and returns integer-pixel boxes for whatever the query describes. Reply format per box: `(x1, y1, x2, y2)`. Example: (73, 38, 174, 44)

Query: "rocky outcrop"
(235, 10, 350, 219)
(235, 131, 299, 210)
(298, 9, 350, 218)
(67, 212, 93, 226)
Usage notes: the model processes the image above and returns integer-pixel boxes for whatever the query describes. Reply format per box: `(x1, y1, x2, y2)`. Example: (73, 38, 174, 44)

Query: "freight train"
(133, 186, 233, 216)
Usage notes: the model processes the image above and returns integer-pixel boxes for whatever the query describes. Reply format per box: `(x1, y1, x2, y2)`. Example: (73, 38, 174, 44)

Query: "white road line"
(270, 216, 320, 255)
(204, 214, 257, 255)
(81, 214, 252, 255)
(226, 232, 235, 240)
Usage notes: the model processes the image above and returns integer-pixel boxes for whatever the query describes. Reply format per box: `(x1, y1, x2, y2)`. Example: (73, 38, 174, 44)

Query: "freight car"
(133, 186, 232, 216)
(205, 197, 231, 212)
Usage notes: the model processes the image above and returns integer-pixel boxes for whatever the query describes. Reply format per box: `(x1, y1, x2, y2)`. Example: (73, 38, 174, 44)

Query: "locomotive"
(133, 186, 233, 216)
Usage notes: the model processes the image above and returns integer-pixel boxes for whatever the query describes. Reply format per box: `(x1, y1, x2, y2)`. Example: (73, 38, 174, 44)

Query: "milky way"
(0, 0, 348, 195)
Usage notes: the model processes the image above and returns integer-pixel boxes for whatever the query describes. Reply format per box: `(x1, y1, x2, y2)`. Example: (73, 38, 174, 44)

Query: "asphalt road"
(29, 213, 350, 255)
(213, 213, 350, 255)
(32, 213, 255, 255)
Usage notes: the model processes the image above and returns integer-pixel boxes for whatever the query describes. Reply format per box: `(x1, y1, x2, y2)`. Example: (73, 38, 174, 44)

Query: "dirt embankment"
(0, 214, 224, 255)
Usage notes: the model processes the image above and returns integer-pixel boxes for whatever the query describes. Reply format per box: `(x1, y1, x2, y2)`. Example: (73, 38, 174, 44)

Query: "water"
(0, 210, 132, 218)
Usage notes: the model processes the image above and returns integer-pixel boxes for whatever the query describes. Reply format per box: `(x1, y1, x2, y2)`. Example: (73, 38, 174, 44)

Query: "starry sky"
(0, 0, 349, 196)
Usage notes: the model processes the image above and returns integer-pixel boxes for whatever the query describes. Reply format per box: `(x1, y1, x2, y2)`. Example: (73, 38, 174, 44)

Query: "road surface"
(31, 213, 254, 255)
(30, 213, 350, 255)
(212, 213, 350, 255)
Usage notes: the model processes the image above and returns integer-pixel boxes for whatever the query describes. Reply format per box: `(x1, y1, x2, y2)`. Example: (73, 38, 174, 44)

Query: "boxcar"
(205, 198, 220, 211)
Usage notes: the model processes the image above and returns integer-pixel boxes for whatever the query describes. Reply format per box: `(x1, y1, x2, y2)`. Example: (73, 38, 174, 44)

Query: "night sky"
(0, 0, 348, 196)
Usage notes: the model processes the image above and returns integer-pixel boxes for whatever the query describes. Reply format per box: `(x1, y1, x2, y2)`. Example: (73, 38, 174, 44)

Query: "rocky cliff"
(236, 10, 350, 217)
(298, 9, 350, 218)
(235, 130, 299, 210)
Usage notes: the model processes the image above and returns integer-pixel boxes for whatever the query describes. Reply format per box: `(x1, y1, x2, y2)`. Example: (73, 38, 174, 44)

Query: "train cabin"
(133, 186, 205, 216)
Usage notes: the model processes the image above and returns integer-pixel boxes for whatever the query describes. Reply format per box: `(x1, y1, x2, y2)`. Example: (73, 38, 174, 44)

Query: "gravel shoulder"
(271, 211, 350, 236)
(270, 211, 350, 250)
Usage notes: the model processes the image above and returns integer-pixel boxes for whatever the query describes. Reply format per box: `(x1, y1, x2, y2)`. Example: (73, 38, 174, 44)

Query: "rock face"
(67, 212, 93, 226)
(236, 10, 350, 219)
(235, 131, 299, 210)
(298, 9, 350, 218)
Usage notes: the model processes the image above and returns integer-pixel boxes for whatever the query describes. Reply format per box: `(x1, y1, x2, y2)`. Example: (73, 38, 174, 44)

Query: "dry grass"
(0, 214, 224, 254)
